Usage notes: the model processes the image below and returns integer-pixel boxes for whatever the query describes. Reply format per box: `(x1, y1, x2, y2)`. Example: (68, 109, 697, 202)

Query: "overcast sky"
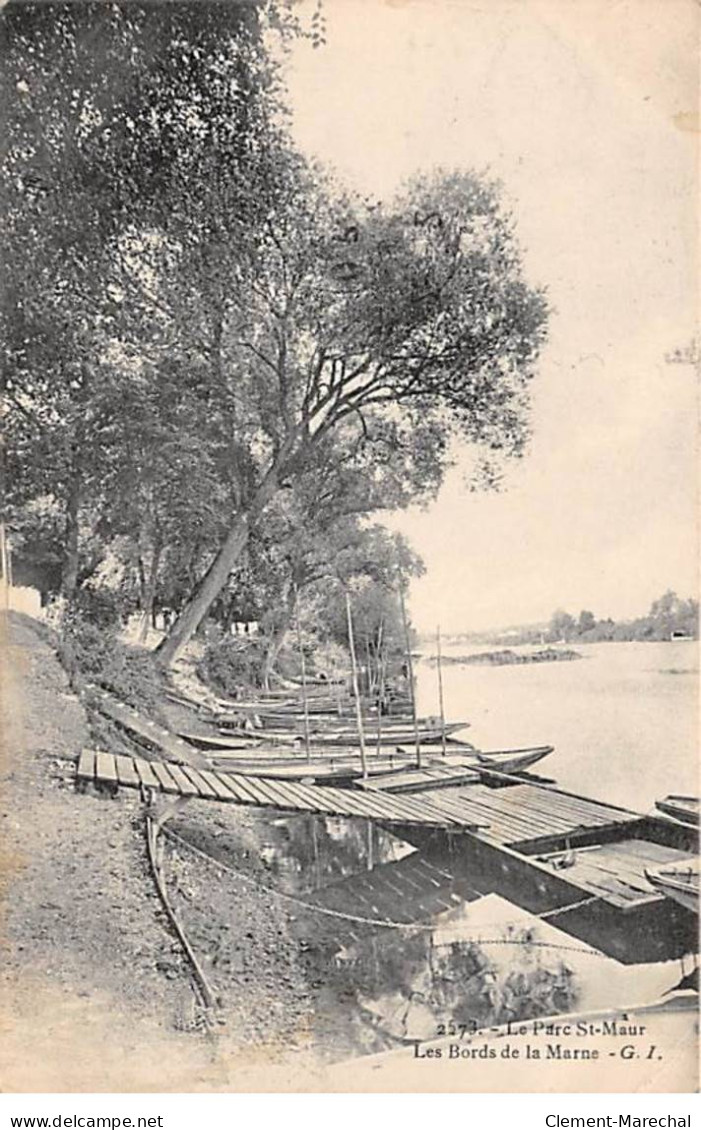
(283, 0, 698, 632)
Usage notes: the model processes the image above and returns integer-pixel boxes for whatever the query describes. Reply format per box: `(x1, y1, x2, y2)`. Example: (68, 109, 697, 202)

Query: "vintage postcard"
(1, 0, 698, 1094)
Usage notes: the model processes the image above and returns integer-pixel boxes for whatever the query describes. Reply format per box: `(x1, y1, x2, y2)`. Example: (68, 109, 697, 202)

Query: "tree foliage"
(2, 1, 550, 675)
(154, 160, 548, 663)
(1, 0, 281, 597)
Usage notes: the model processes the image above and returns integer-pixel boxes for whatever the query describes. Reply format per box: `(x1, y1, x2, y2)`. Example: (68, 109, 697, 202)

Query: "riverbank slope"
(0, 613, 320, 1090)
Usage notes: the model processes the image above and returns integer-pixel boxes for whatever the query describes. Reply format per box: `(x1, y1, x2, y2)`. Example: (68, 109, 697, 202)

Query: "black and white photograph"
(0, 0, 698, 1094)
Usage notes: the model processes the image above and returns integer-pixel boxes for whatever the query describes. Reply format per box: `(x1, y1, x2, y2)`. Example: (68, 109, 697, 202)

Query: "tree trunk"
(156, 439, 298, 668)
(156, 511, 251, 667)
(60, 478, 82, 599)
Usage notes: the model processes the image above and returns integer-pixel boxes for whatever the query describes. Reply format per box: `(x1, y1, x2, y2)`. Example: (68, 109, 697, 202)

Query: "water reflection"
(171, 807, 689, 1062)
(253, 814, 580, 1060)
(254, 813, 412, 893)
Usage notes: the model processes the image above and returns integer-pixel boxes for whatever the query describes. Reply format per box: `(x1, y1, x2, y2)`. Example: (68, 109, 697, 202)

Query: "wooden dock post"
(296, 618, 312, 763)
(375, 616, 385, 758)
(398, 582, 421, 769)
(436, 624, 447, 757)
(345, 592, 368, 779)
(0, 522, 9, 610)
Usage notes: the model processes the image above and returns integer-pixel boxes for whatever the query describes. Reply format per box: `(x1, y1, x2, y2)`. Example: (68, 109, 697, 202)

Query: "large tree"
(3, 5, 548, 665)
(156, 163, 549, 664)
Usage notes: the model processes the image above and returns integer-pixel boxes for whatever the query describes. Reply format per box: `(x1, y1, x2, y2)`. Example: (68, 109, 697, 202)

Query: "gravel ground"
(0, 613, 326, 1091)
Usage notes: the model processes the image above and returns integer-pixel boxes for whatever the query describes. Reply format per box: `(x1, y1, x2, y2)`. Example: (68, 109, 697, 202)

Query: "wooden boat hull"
(644, 863, 699, 913)
(251, 711, 417, 729)
(392, 745, 552, 776)
(208, 757, 421, 784)
(475, 745, 554, 777)
(391, 816, 699, 964)
(655, 795, 699, 826)
(374, 746, 554, 792)
(179, 730, 265, 750)
(273, 721, 470, 747)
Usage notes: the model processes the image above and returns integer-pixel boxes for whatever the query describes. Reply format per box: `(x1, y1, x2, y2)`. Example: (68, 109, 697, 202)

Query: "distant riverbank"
(429, 647, 583, 668)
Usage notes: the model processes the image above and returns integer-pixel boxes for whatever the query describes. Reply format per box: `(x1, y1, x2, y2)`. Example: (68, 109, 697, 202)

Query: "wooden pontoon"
(394, 786, 699, 963)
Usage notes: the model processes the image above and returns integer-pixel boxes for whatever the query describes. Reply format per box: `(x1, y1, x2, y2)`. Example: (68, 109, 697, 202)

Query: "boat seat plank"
(363, 766, 481, 794)
(606, 840, 693, 864)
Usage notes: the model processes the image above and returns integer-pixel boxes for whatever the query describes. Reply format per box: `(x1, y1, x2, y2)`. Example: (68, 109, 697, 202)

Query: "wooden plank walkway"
(83, 685, 208, 769)
(76, 749, 486, 830)
(77, 747, 640, 846)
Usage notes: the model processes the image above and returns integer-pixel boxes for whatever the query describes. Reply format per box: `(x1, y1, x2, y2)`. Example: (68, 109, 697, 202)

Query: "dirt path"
(0, 613, 321, 1090)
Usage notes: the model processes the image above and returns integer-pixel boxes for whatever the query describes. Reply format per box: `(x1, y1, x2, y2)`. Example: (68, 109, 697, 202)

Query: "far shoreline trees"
(545, 592, 698, 643)
(458, 591, 699, 646)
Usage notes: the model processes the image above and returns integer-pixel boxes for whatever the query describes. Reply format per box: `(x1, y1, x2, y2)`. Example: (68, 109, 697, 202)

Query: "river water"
(225, 640, 698, 1058)
(415, 640, 699, 814)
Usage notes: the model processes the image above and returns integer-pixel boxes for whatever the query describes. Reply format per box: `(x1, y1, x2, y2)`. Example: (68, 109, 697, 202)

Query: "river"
(415, 639, 698, 814)
(217, 639, 698, 1058)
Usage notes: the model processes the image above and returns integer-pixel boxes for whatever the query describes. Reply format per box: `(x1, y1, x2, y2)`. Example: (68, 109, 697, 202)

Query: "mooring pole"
(345, 592, 368, 779)
(0, 522, 9, 610)
(295, 619, 312, 763)
(436, 624, 447, 756)
(399, 582, 421, 769)
(375, 616, 385, 758)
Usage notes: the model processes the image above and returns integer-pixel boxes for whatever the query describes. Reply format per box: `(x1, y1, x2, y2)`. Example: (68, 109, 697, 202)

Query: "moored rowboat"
(644, 859, 699, 913)
(393, 744, 553, 776)
(655, 795, 699, 826)
(281, 721, 470, 747)
(475, 745, 554, 775)
(365, 745, 553, 793)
